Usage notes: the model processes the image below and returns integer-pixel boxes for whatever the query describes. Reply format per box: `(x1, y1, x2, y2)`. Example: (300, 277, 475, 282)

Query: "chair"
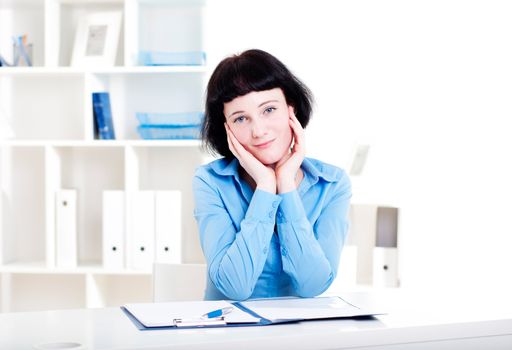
(152, 263, 207, 302)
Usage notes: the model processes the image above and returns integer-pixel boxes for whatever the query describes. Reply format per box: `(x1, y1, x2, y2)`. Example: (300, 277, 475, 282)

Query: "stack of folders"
(136, 112, 204, 140)
(102, 190, 182, 270)
(122, 296, 383, 330)
(55, 189, 78, 268)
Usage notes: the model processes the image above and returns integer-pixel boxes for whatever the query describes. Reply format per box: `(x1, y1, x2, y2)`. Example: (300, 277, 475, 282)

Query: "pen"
(201, 306, 234, 319)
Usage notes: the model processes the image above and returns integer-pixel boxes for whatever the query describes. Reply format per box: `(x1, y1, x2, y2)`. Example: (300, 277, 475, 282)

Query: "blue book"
(92, 92, 116, 140)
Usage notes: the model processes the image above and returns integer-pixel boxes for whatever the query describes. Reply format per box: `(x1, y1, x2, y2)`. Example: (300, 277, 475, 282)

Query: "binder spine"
(128, 191, 155, 270)
(102, 191, 125, 269)
(92, 92, 116, 140)
(155, 191, 182, 264)
(55, 189, 78, 268)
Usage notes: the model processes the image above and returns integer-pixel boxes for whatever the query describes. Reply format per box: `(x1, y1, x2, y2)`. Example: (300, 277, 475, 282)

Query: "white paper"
(124, 300, 260, 328)
(240, 296, 366, 321)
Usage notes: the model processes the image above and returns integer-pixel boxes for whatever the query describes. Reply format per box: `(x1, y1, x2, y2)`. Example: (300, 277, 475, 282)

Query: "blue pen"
(201, 306, 234, 319)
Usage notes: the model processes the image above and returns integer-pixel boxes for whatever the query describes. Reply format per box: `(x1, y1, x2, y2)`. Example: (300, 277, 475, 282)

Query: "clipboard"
(122, 296, 384, 330)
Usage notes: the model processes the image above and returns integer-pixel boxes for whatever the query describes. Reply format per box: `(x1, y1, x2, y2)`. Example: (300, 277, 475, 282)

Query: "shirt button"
(268, 212, 273, 218)
(272, 201, 279, 208)
(277, 211, 283, 218)
(263, 247, 268, 254)
(281, 247, 287, 256)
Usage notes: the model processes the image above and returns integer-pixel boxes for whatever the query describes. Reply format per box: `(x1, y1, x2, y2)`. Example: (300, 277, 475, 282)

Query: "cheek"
(231, 127, 251, 147)
(281, 122, 293, 145)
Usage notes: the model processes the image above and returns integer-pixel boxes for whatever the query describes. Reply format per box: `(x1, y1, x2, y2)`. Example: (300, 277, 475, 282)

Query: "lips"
(254, 139, 275, 149)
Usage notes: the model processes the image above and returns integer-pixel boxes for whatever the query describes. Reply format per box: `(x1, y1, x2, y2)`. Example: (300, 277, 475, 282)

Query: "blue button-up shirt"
(193, 157, 351, 301)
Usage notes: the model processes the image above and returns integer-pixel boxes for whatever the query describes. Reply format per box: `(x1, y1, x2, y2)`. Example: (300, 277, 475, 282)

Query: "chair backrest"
(153, 263, 207, 302)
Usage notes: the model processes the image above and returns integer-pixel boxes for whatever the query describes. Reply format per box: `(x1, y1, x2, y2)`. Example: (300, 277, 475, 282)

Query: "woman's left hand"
(275, 106, 306, 193)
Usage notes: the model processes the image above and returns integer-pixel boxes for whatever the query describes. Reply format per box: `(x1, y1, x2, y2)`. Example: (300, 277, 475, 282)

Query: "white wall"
(206, 0, 512, 293)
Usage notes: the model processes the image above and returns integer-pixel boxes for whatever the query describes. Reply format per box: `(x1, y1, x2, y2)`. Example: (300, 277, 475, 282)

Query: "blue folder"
(121, 296, 383, 331)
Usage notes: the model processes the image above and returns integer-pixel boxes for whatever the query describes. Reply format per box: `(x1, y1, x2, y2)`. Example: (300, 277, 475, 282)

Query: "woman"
(193, 49, 351, 301)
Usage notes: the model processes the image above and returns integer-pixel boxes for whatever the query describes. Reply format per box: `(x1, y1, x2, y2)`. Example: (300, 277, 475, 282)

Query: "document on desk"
(124, 300, 260, 328)
(122, 296, 382, 330)
(239, 296, 370, 322)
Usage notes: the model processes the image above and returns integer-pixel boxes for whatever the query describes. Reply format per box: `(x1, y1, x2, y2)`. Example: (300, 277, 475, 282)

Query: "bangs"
(214, 55, 281, 104)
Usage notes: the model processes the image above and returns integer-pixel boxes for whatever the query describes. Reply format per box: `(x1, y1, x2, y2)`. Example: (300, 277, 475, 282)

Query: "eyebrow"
(227, 99, 280, 119)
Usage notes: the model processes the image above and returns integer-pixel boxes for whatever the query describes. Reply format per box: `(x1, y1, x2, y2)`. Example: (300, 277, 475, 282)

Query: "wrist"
(256, 178, 276, 194)
(277, 179, 296, 194)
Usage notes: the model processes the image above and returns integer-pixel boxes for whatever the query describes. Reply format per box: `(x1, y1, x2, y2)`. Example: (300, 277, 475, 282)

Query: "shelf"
(0, 139, 203, 147)
(0, 261, 151, 275)
(58, 0, 124, 4)
(0, 0, 207, 312)
(0, 66, 208, 76)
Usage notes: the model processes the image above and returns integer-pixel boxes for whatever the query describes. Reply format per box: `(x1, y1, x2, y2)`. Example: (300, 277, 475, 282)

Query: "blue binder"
(92, 92, 116, 140)
(121, 296, 383, 331)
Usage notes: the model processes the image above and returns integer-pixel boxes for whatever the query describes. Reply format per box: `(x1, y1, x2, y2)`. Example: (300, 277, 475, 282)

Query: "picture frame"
(71, 11, 122, 67)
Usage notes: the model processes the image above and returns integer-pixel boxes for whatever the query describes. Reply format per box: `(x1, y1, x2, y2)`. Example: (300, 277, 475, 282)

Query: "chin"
(255, 151, 287, 166)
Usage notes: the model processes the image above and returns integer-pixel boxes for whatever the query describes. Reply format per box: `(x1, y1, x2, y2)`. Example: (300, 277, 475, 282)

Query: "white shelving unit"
(0, 0, 209, 312)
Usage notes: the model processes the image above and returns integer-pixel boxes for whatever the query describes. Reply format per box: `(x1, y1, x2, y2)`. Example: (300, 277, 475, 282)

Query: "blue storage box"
(137, 125, 201, 140)
(139, 51, 206, 66)
(136, 112, 204, 127)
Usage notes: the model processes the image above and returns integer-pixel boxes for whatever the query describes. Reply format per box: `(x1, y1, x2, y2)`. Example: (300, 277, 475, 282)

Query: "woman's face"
(224, 88, 293, 166)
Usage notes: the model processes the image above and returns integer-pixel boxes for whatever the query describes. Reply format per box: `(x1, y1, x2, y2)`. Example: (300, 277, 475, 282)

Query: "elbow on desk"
(294, 272, 335, 298)
(212, 269, 255, 301)
(215, 283, 253, 301)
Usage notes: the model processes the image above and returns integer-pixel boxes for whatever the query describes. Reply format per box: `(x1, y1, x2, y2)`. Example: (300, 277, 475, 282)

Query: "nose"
(251, 119, 267, 138)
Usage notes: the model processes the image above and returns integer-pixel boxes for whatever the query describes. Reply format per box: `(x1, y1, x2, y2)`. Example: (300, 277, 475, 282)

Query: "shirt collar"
(210, 157, 240, 177)
(210, 157, 339, 183)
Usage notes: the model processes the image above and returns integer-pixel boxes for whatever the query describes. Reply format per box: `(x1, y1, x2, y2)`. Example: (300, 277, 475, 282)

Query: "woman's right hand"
(225, 123, 276, 193)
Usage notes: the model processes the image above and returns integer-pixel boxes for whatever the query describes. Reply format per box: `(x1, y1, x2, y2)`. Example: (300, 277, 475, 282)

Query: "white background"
(205, 0, 512, 293)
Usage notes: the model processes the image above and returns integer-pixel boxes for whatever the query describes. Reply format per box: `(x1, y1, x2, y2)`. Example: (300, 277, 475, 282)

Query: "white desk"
(1, 290, 511, 350)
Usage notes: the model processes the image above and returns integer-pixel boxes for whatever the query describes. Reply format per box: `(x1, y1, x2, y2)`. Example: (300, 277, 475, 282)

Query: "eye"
(264, 107, 276, 114)
(233, 115, 246, 123)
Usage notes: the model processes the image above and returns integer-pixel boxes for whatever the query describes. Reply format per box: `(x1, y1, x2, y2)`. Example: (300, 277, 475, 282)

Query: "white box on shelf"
(102, 191, 125, 270)
(155, 190, 182, 264)
(55, 189, 78, 268)
(129, 191, 155, 270)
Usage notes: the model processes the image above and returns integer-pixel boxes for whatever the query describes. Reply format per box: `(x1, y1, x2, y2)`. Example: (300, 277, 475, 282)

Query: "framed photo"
(71, 11, 122, 67)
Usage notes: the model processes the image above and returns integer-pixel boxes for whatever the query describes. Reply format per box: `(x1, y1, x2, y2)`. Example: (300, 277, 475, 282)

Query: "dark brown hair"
(202, 49, 313, 158)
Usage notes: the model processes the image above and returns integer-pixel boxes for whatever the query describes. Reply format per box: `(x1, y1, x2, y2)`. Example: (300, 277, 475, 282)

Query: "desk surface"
(1, 289, 511, 350)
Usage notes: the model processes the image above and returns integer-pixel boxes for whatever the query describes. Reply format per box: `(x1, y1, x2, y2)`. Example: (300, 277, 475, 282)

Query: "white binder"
(102, 191, 125, 269)
(373, 247, 399, 288)
(373, 207, 399, 288)
(349, 205, 400, 287)
(55, 189, 78, 268)
(155, 191, 182, 264)
(129, 191, 155, 270)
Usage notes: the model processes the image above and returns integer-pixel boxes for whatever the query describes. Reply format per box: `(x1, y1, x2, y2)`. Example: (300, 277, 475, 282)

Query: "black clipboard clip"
(173, 317, 227, 328)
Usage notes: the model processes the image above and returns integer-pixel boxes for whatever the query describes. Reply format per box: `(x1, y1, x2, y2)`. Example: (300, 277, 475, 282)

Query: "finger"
(225, 124, 240, 158)
(289, 118, 305, 148)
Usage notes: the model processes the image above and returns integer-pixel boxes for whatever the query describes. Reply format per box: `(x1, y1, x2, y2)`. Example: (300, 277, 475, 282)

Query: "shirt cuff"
(246, 189, 281, 223)
(277, 190, 306, 223)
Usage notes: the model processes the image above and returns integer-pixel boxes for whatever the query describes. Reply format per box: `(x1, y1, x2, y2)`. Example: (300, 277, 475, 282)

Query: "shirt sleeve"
(193, 171, 281, 301)
(277, 172, 351, 297)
